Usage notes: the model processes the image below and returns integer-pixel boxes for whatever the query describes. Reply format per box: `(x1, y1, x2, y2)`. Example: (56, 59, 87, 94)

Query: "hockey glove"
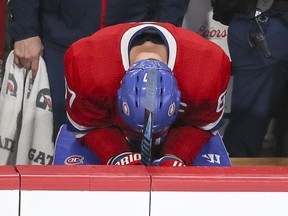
(152, 155, 186, 167)
(107, 152, 141, 165)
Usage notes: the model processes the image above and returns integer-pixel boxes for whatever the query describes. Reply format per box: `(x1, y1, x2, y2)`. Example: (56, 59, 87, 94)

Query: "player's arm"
(65, 86, 135, 164)
(162, 126, 212, 165)
(78, 127, 132, 164)
(163, 49, 231, 165)
(64, 45, 135, 164)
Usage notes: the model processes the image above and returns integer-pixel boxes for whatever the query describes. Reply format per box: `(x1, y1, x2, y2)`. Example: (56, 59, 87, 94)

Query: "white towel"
(0, 51, 54, 165)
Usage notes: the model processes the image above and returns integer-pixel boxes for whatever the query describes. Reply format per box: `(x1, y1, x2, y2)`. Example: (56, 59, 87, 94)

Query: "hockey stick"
(140, 68, 158, 165)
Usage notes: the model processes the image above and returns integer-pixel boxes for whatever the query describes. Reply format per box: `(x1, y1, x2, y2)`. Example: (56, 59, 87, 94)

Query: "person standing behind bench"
(212, 0, 288, 157)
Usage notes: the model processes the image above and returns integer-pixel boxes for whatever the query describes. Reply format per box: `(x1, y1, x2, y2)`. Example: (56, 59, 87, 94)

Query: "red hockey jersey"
(64, 22, 231, 164)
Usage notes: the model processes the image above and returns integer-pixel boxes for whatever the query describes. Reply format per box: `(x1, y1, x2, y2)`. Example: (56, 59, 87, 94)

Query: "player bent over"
(64, 22, 231, 166)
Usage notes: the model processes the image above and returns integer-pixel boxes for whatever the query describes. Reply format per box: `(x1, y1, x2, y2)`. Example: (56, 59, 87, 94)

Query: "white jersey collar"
(120, 23, 177, 71)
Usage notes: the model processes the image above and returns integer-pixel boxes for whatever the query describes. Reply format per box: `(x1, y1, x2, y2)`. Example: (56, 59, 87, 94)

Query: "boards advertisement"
(183, 0, 232, 114)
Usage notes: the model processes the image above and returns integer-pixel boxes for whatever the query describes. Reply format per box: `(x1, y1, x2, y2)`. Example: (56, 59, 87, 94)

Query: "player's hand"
(152, 155, 186, 166)
(13, 36, 43, 78)
(107, 152, 141, 165)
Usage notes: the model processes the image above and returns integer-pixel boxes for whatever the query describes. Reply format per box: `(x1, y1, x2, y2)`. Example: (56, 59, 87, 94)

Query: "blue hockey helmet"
(117, 59, 181, 134)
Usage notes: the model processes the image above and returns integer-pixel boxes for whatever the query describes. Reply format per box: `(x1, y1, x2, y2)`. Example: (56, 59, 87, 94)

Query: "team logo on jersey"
(65, 155, 84, 165)
(122, 102, 130, 116)
(6, 73, 17, 97)
(168, 103, 176, 116)
(36, 88, 53, 112)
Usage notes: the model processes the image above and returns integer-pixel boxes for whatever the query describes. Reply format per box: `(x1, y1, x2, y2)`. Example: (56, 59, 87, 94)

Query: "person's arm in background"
(8, 0, 42, 77)
(156, 0, 190, 26)
(211, 0, 237, 26)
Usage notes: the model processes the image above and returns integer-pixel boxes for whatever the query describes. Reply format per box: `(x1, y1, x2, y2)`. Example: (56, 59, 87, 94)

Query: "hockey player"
(64, 22, 231, 166)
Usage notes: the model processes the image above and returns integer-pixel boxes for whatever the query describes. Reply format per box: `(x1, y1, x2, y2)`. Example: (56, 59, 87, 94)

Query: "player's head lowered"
(117, 59, 181, 136)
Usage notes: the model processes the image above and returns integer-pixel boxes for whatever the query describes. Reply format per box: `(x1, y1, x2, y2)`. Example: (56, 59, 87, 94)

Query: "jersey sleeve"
(8, 0, 40, 41)
(162, 26, 231, 164)
(64, 27, 126, 132)
(78, 127, 131, 164)
(163, 126, 212, 165)
(162, 49, 230, 164)
(65, 44, 116, 131)
(64, 26, 133, 162)
(173, 27, 231, 131)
